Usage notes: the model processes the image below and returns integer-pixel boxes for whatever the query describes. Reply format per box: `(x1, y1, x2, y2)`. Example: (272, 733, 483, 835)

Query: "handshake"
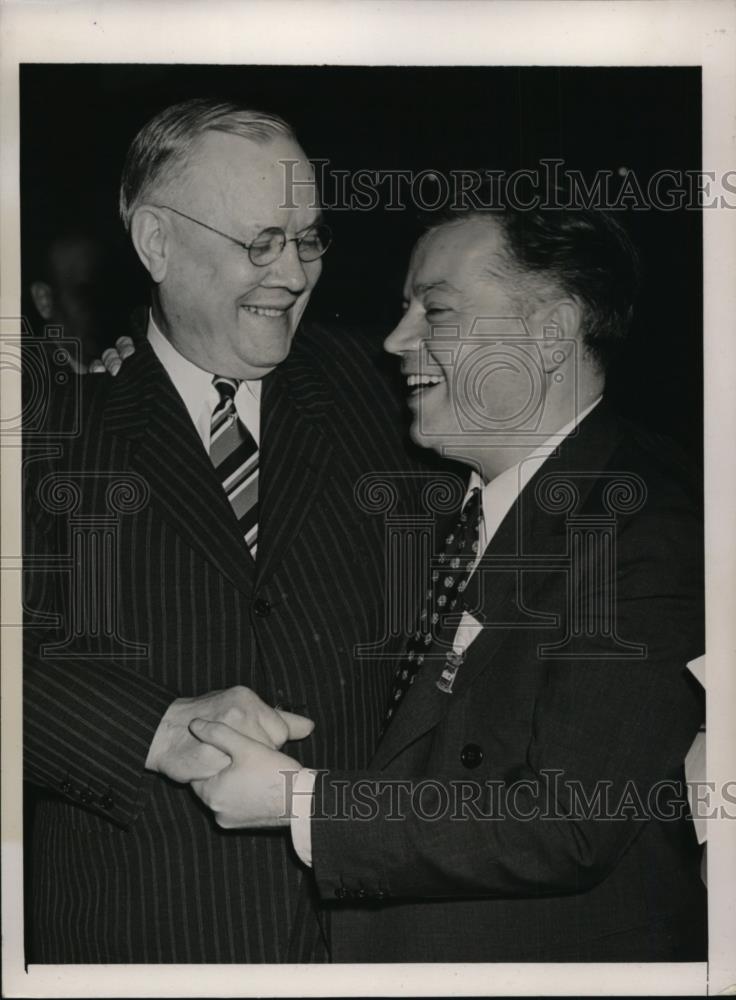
(145, 685, 314, 828)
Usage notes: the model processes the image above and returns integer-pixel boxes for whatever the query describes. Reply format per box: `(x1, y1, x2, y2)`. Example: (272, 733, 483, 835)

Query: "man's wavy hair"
(119, 97, 295, 231)
(423, 193, 642, 375)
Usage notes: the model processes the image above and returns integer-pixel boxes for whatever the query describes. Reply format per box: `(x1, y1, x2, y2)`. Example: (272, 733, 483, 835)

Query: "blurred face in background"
(30, 233, 112, 369)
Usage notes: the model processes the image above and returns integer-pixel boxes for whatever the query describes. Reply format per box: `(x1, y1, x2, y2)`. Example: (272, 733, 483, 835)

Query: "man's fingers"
(190, 777, 210, 800)
(276, 710, 315, 742)
(88, 360, 106, 373)
(115, 335, 136, 358)
(191, 744, 231, 779)
(245, 720, 279, 750)
(101, 348, 122, 375)
(190, 718, 255, 758)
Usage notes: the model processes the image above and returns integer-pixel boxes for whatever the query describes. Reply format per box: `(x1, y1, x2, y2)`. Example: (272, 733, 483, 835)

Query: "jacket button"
(80, 789, 94, 805)
(334, 887, 347, 900)
(101, 794, 115, 811)
(253, 598, 272, 617)
(460, 743, 484, 769)
(60, 780, 72, 794)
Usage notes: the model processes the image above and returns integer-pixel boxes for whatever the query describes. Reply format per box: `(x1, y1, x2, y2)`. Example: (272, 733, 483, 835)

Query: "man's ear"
(130, 206, 170, 283)
(530, 298, 583, 374)
(29, 281, 54, 320)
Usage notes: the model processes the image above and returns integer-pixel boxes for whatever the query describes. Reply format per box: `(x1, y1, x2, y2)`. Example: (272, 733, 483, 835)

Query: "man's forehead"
(406, 218, 503, 294)
(191, 129, 309, 169)
(181, 130, 318, 213)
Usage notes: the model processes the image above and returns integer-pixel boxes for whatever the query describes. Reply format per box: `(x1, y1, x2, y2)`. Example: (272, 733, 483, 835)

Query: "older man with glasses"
(23, 97, 420, 963)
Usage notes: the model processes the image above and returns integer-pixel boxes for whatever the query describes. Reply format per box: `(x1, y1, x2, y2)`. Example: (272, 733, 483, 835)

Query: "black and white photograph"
(2, 2, 735, 997)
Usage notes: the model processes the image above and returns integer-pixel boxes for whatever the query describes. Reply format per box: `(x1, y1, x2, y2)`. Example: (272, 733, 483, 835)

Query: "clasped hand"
(146, 685, 313, 827)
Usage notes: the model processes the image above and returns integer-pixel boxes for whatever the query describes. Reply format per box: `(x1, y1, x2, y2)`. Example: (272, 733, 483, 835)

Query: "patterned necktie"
(382, 486, 483, 731)
(209, 376, 259, 557)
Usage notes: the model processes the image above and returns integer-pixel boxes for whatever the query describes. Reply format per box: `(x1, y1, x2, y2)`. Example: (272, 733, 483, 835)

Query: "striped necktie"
(209, 376, 259, 557)
(382, 486, 482, 731)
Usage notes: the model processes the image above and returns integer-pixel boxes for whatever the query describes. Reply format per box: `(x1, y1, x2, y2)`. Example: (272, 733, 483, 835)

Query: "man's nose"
(384, 310, 421, 356)
(264, 240, 309, 293)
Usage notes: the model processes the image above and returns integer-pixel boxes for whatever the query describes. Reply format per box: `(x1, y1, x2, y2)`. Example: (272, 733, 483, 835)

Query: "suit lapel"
(373, 401, 624, 769)
(254, 348, 335, 587)
(104, 341, 256, 596)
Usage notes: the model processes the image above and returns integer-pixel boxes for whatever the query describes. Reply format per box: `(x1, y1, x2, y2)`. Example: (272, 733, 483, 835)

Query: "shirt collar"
(467, 395, 603, 513)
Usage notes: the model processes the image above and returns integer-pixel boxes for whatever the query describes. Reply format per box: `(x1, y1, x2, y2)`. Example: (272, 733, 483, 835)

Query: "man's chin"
(233, 358, 285, 380)
(233, 333, 295, 376)
(409, 422, 447, 457)
(410, 423, 486, 472)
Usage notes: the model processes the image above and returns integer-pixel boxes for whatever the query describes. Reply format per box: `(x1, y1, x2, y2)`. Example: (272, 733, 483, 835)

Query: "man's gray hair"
(119, 97, 295, 230)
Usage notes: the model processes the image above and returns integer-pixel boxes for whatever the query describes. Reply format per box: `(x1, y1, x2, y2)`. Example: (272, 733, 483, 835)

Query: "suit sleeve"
(310, 504, 705, 902)
(23, 462, 178, 829)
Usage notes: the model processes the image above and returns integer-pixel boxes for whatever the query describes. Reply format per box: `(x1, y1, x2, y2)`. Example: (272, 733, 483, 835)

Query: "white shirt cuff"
(685, 730, 707, 844)
(290, 767, 317, 867)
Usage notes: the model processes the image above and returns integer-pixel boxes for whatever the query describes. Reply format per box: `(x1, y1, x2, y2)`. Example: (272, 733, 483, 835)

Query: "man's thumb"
(277, 710, 315, 741)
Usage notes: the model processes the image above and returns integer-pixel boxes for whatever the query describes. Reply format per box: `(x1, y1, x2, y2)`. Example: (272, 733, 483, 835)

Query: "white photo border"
(2, 1, 734, 996)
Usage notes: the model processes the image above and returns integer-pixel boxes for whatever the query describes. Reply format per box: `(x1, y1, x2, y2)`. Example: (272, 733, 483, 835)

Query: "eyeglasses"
(154, 204, 332, 266)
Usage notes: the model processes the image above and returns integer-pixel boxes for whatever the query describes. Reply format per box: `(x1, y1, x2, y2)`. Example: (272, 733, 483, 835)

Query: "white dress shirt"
(147, 313, 261, 446)
(291, 395, 603, 865)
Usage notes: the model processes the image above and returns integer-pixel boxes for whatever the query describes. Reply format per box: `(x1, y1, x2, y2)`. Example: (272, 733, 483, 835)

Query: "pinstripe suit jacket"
(23, 324, 419, 963)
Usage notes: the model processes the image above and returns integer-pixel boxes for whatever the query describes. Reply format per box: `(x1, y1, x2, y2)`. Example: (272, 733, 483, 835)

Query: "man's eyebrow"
(413, 279, 461, 296)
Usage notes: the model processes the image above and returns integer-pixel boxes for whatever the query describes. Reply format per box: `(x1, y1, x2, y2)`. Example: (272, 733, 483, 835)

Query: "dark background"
(20, 64, 702, 450)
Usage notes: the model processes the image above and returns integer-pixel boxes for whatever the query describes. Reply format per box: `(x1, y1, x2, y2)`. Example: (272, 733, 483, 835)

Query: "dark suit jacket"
(23, 324, 420, 963)
(311, 401, 707, 962)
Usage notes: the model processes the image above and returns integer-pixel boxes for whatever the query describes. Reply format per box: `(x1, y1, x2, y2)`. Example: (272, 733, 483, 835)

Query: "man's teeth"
(242, 305, 287, 317)
(406, 374, 443, 389)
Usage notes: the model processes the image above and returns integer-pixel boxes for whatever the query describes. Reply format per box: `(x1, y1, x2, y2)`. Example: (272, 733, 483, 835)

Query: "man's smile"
(241, 304, 290, 318)
(403, 370, 445, 399)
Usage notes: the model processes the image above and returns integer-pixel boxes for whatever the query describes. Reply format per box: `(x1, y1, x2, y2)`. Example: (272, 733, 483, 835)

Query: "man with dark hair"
(450, 203, 641, 372)
(191, 203, 706, 962)
(23, 98, 420, 962)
